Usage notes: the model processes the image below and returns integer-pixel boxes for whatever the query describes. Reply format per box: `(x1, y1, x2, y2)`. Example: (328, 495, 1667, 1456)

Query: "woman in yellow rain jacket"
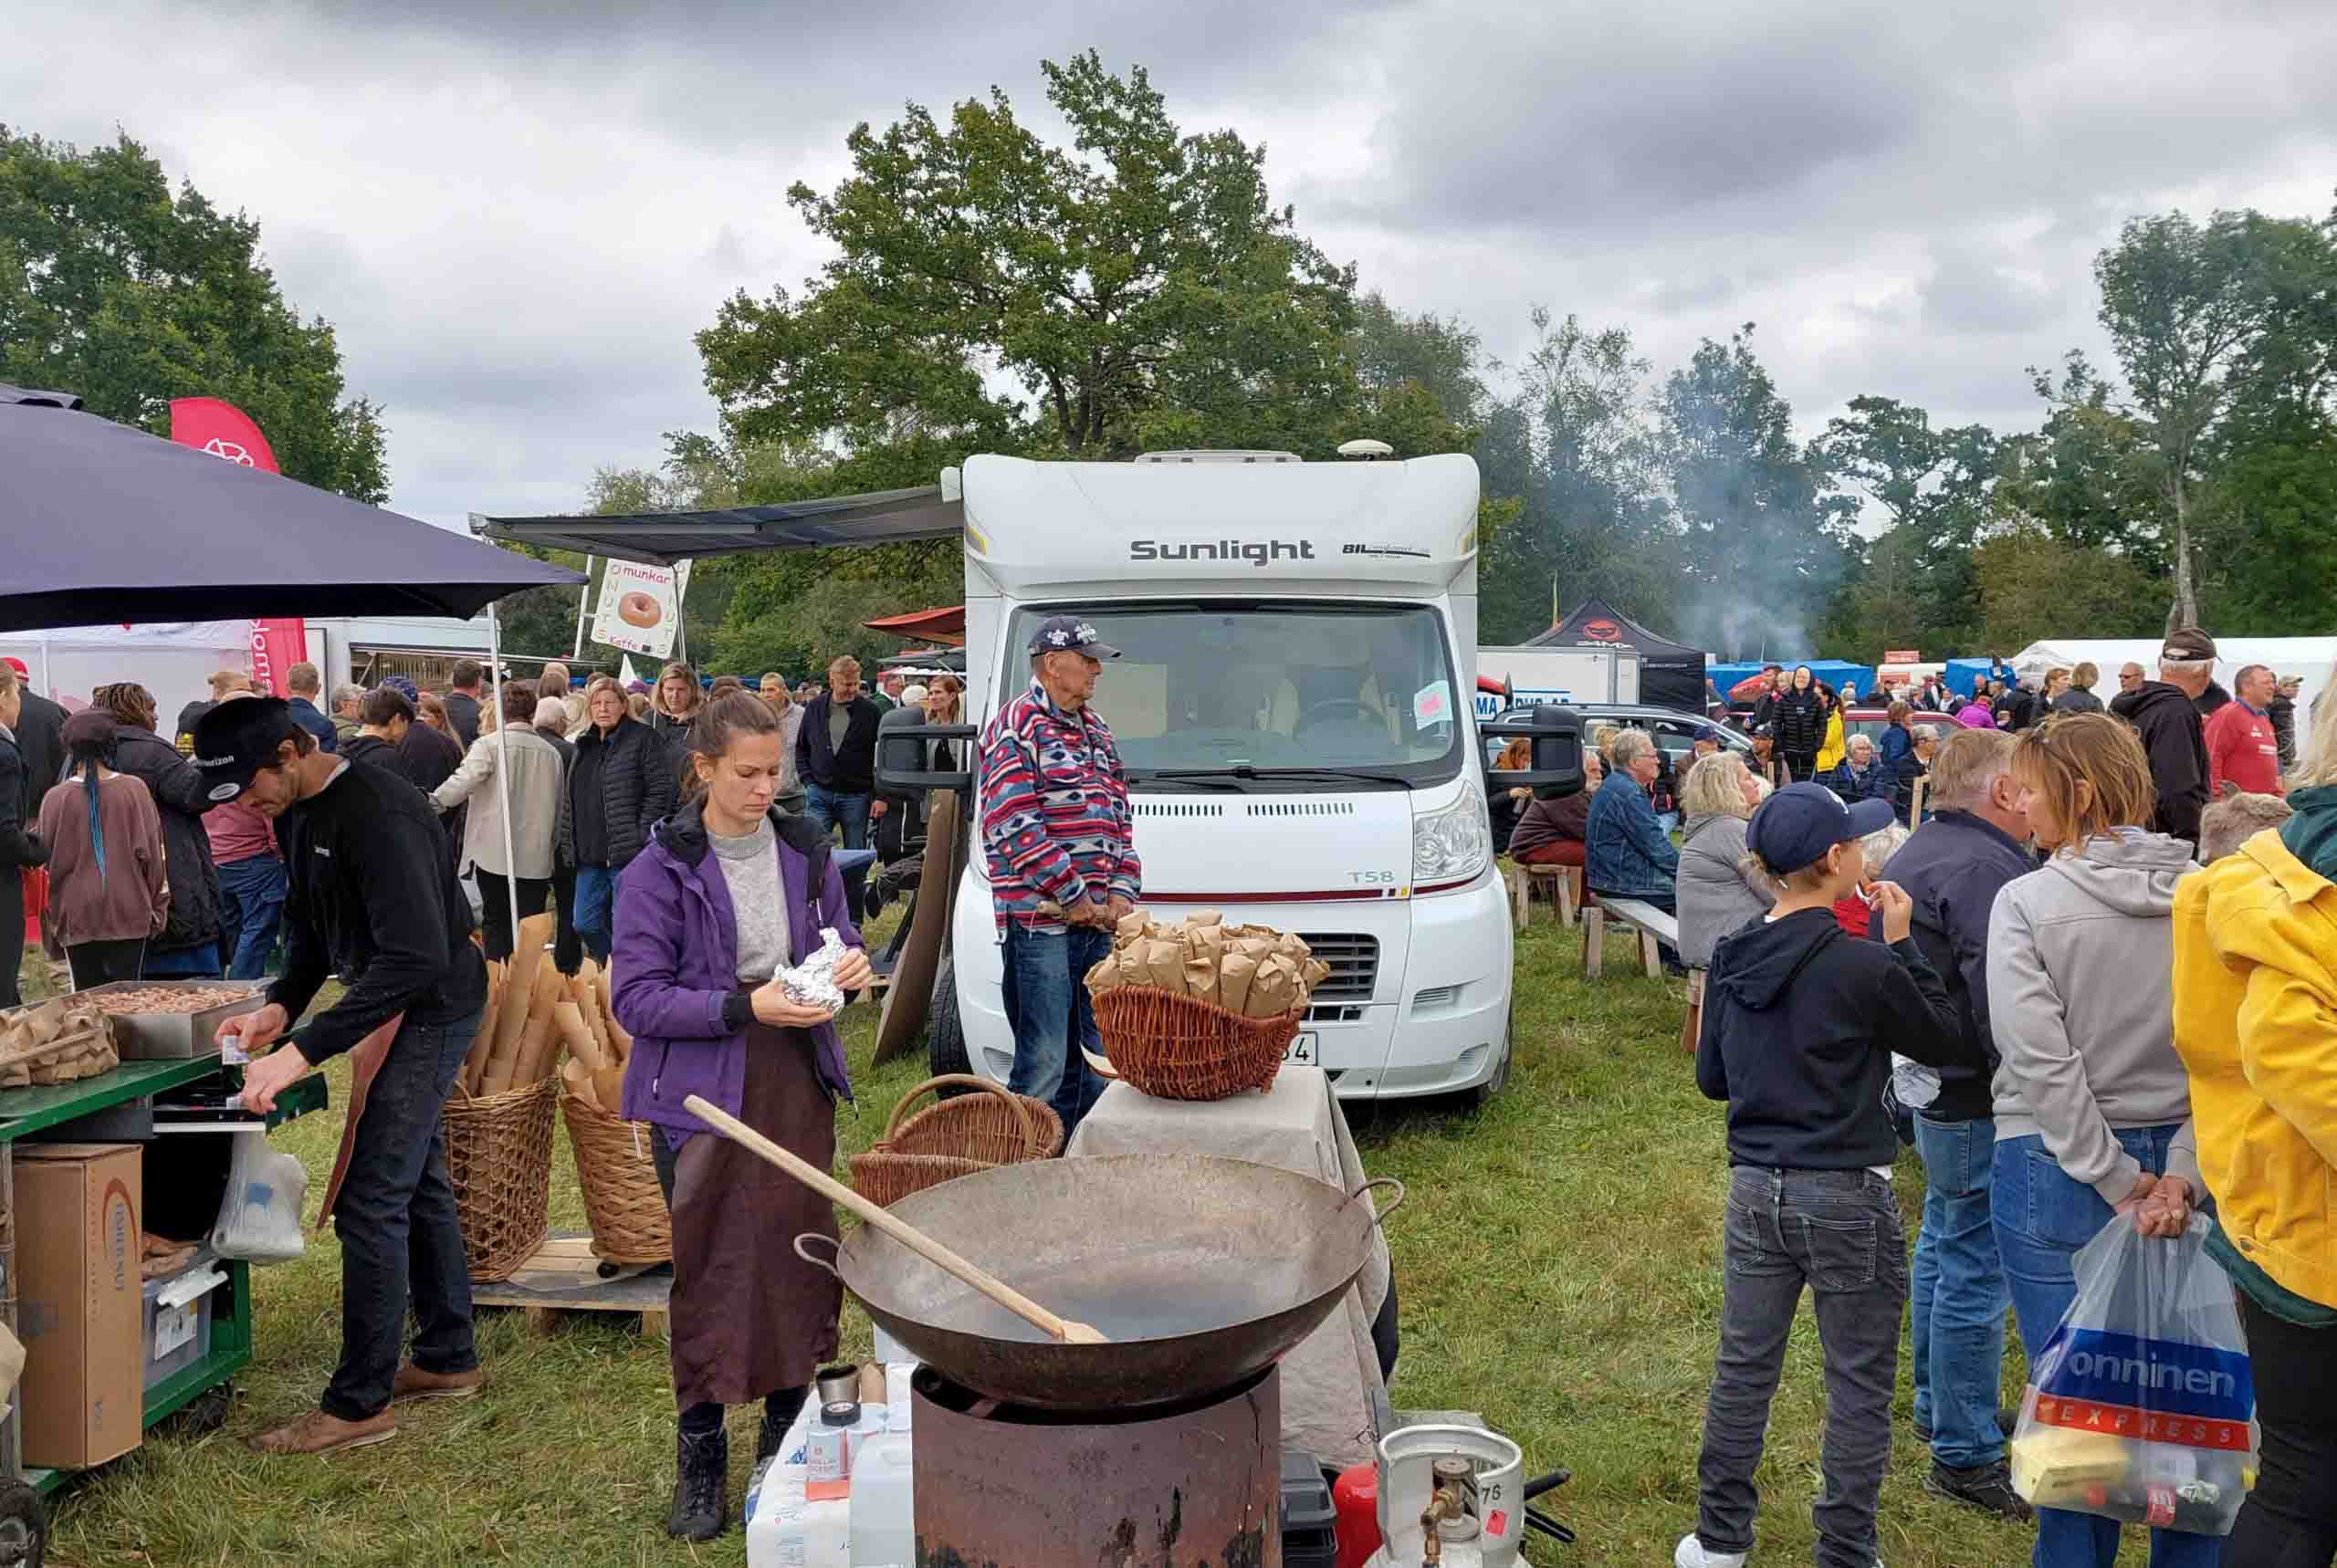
(2171, 688, 2337, 1562)
(1812, 684, 1848, 777)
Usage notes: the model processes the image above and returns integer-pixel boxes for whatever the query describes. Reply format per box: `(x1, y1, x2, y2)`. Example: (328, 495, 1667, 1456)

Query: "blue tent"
(1709, 659, 1878, 705)
(1944, 657, 2014, 699)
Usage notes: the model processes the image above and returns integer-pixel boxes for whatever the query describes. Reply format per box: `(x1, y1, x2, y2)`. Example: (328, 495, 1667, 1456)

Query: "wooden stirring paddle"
(683, 1094, 1109, 1345)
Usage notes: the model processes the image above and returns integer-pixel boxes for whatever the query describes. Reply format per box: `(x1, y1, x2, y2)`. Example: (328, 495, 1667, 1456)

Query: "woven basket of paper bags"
(1084, 909, 1330, 1101)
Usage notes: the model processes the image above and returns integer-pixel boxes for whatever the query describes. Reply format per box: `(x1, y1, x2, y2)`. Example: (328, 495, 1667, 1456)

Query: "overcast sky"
(10, 2, 2336, 529)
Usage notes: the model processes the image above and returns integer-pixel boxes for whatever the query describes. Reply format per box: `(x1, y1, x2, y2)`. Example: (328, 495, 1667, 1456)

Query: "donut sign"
(590, 559, 691, 656)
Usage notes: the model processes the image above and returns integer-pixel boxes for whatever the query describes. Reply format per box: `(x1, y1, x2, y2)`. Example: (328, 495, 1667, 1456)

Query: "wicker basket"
(1091, 988, 1305, 1102)
(443, 1075, 559, 1282)
(561, 1091, 673, 1266)
(849, 1074, 1064, 1208)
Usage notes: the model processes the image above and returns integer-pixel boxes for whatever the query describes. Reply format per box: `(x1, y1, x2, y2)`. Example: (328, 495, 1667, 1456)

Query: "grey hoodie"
(1675, 810, 1774, 968)
(1986, 832, 2201, 1204)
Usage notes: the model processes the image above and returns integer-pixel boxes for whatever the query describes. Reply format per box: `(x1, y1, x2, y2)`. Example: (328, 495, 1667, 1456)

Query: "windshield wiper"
(1145, 766, 1412, 789)
(1136, 768, 1252, 790)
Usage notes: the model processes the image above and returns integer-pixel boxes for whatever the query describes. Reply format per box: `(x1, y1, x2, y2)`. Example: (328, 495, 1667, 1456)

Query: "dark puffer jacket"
(109, 724, 220, 953)
(563, 715, 677, 871)
(1771, 688, 1824, 761)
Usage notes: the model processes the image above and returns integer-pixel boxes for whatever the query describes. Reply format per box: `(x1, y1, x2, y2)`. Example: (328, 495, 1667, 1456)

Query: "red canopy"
(863, 605, 965, 646)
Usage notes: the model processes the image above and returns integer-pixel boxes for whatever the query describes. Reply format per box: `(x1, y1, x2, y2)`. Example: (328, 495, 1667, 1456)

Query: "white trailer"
(1473, 643, 1640, 716)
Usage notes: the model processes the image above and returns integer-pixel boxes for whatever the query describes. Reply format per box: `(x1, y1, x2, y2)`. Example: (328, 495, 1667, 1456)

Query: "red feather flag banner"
(170, 397, 307, 693)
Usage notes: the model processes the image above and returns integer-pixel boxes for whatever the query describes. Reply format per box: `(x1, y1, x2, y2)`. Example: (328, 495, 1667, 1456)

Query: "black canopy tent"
(1530, 598, 1710, 713)
(474, 488, 964, 568)
(1, 385, 580, 631)
(2, 382, 585, 947)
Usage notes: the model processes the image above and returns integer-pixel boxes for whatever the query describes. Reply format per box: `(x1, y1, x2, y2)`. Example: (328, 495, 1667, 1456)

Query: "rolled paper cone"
(552, 999, 603, 1071)
(561, 1057, 599, 1113)
(593, 1064, 626, 1114)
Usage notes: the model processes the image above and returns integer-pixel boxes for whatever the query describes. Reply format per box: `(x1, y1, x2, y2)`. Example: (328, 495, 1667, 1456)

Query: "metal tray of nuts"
(76, 980, 268, 1061)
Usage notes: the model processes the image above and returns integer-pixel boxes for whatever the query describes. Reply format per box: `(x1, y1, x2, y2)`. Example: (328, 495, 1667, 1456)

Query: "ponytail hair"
(681, 690, 782, 801)
(61, 710, 118, 887)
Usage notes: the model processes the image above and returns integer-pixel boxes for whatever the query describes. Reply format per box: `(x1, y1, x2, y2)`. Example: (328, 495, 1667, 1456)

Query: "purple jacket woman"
(613, 806, 861, 1132)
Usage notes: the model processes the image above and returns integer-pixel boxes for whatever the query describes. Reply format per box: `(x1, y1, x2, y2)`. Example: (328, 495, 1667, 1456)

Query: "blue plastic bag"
(2010, 1213, 2257, 1535)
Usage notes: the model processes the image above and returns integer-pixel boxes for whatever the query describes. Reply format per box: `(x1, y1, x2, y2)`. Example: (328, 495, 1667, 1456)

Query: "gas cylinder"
(1363, 1425, 1525, 1568)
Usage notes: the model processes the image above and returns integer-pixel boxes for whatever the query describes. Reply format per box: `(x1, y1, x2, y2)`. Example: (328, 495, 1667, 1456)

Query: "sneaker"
(252, 1407, 398, 1455)
(390, 1362, 485, 1404)
(1925, 1460, 2035, 1521)
(1674, 1535, 1748, 1568)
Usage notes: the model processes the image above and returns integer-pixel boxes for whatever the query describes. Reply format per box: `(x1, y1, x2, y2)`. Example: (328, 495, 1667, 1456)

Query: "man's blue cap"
(1746, 782, 1897, 875)
(1028, 615, 1120, 659)
(1694, 725, 1722, 744)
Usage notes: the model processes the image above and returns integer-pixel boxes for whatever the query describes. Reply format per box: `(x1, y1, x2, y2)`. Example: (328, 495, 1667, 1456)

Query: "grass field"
(23, 913, 2066, 1567)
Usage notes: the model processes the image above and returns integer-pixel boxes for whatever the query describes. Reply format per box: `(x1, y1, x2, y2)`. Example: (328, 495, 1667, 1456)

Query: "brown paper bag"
(1246, 955, 1300, 1018)
(1085, 955, 1126, 998)
(1181, 954, 1221, 1006)
(1134, 937, 1184, 993)
(1220, 953, 1259, 1016)
(1185, 908, 1223, 928)
(1116, 910, 1152, 942)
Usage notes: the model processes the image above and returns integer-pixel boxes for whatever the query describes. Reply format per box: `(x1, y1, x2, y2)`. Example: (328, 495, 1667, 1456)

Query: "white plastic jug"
(847, 1428, 914, 1568)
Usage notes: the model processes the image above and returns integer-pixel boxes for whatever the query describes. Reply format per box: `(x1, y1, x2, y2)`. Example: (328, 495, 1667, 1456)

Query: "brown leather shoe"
(391, 1362, 485, 1404)
(252, 1408, 397, 1455)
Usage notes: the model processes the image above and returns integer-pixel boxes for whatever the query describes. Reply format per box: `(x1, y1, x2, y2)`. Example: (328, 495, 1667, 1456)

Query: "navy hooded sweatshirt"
(1696, 906, 1973, 1170)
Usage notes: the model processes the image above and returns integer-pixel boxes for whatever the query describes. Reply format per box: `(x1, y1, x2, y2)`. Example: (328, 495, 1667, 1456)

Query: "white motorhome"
(900, 449, 1572, 1103)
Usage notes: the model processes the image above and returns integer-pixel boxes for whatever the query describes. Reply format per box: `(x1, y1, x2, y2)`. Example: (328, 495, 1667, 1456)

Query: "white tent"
(2010, 636, 2337, 737)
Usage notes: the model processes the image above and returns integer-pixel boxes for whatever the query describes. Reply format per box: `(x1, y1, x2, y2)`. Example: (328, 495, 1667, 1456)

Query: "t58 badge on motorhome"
(1128, 538, 1316, 566)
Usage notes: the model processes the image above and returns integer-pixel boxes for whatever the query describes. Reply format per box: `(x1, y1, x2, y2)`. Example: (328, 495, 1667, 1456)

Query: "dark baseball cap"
(1027, 615, 1120, 659)
(1694, 725, 1722, 744)
(190, 696, 301, 802)
(2161, 627, 2218, 662)
(1747, 782, 1897, 876)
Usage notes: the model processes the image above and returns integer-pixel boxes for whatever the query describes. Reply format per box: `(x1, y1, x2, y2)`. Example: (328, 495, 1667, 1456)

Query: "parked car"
(1483, 702, 1755, 772)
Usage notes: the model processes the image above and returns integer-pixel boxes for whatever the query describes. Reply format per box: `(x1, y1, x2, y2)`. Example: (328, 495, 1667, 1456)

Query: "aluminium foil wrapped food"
(776, 928, 851, 1013)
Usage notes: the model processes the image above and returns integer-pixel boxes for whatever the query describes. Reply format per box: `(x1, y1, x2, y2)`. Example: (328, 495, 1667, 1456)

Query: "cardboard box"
(16, 1144, 143, 1469)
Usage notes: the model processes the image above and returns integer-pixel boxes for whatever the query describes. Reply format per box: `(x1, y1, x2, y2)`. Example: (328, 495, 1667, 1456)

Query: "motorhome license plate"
(1284, 1033, 1317, 1065)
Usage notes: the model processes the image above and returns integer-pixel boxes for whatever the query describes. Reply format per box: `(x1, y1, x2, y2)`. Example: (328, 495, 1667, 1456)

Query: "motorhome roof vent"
(1135, 449, 1302, 464)
(1336, 438, 1394, 460)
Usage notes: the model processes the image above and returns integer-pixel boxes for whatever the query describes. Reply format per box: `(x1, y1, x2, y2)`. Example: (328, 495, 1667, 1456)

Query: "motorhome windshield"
(1001, 602, 1463, 789)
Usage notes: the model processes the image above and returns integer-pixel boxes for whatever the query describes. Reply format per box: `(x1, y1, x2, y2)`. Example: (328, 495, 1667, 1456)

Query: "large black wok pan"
(796, 1154, 1402, 1411)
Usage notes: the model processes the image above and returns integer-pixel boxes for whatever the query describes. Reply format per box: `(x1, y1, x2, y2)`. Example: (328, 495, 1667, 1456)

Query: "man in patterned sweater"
(978, 616, 1142, 1134)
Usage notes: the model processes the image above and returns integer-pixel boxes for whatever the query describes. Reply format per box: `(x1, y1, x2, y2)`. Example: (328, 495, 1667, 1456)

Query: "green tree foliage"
(1812, 396, 1998, 658)
(1973, 522, 2167, 652)
(0, 127, 388, 500)
(1478, 310, 1679, 643)
(1660, 326, 1853, 659)
(695, 52, 1359, 462)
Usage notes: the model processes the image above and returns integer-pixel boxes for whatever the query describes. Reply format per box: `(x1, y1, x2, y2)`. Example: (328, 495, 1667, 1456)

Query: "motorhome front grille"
(1243, 800, 1357, 817)
(1296, 935, 1378, 1001)
(1132, 801, 1225, 818)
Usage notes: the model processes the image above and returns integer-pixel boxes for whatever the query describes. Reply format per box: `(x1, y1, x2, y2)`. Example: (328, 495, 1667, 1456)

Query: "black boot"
(666, 1424, 728, 1541)
(758, 1388, 809, 1466)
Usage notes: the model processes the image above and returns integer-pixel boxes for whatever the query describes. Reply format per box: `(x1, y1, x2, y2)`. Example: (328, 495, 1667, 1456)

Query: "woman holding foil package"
(610, 691, 871, 1542)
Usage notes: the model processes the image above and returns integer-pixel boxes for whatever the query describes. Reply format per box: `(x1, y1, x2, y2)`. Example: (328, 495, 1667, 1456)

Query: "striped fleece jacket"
(979, 681, 1142, 934)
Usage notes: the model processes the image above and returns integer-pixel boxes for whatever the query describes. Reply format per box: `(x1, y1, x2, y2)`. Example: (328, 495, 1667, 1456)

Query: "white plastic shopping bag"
(211, 1128, 309, 1264)
(2010, 1213, 2257, 1534)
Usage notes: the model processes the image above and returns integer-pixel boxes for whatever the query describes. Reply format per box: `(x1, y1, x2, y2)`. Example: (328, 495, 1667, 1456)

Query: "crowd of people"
(9, 626, 2337, 1558)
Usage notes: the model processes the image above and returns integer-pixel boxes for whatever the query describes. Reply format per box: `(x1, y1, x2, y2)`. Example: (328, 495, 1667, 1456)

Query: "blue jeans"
(142, 942, 222, 978)
(805, 784, 874, 913)
(1001, 923, 1110, 1136)
(1993, 1128, 2223, 1568)
(574, 864, 617, 964)
(322, 1007, 482, 1421)
(215, 854, 287, 981)
(1911, 1113, 2010, 1469)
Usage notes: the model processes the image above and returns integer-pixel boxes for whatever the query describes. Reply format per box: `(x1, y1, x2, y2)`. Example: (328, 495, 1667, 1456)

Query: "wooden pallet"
(469, 1232, 672, 1338)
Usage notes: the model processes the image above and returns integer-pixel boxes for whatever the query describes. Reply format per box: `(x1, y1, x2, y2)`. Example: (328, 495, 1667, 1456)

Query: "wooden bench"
(1582, 895, 1678, 980)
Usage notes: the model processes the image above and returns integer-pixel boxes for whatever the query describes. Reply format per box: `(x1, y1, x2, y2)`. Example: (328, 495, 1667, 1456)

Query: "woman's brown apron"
(663, 1021, 841, 1409)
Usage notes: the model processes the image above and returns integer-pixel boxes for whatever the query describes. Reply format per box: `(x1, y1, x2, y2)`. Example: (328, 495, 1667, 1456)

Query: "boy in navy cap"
(1676, 783, 1975, 1568)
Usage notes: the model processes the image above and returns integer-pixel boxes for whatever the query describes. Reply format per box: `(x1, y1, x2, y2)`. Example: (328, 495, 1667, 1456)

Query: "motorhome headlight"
(1412, 790, 1491, 884)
